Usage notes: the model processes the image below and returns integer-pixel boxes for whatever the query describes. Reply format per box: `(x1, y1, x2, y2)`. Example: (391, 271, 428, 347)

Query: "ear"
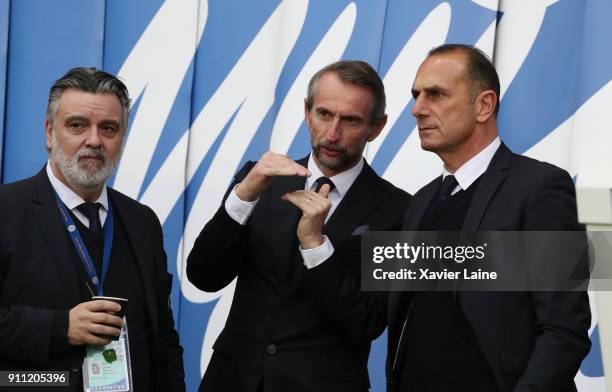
(367, 114, 387, 142)
(45, 119, 53, 151)
(475, 89, 497, 123)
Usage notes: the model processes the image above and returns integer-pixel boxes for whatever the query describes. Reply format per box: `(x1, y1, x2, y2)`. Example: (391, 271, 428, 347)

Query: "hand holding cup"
(67, 297, 127, 346)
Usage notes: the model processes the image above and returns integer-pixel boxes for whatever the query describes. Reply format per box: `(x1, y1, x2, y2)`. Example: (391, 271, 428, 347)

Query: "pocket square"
(351, 225, 370, 236)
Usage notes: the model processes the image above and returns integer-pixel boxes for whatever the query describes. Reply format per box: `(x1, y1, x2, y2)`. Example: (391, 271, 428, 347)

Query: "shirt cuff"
(224, 184, 259, 225)
(300, 235, 334, 269)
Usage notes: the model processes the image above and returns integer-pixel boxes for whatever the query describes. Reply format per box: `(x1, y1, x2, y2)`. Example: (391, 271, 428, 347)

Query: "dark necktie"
(439, 175, 458, 200)
(77, 202, 103, 233)
(314, 176, 336, 193)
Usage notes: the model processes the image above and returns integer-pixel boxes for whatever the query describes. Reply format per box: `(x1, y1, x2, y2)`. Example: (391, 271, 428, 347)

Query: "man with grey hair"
(187, 60, 410, 391)
(0, 67, 185, 391)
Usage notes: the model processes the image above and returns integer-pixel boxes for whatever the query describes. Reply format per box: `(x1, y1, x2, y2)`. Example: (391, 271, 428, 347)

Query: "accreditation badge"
(82, 318, 133, 392)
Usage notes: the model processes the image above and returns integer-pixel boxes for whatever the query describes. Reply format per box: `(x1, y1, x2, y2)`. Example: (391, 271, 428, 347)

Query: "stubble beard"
(311, 137, 366, 173)
(49, 130, 122, 191)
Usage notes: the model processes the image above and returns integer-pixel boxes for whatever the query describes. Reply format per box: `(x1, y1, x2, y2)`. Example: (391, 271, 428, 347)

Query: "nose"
(411, 95, 427, 118)
(85, 128, 102, 148)
(325, 118, 341, 143)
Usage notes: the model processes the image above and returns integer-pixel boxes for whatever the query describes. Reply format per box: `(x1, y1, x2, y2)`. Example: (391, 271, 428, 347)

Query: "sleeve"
(514, 168, 592, 392)
(0, 304, 63, 365)
(50, 310, 71, 356)
(0, 191, 71, 366)
(186, 161, 255, 292)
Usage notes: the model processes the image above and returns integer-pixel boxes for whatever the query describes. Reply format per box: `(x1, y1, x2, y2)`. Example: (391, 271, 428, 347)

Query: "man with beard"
(187, 60, 410, 392)
(0, 67, 185, 391)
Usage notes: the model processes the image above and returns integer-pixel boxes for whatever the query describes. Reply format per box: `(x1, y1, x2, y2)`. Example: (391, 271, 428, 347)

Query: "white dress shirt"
(442, 137, 501, 193)
(46, 161, 109, 228)
(225, 155, 364, 269)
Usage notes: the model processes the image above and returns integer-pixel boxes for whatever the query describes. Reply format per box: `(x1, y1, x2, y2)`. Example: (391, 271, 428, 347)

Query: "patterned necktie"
(77, 202, 103, 233)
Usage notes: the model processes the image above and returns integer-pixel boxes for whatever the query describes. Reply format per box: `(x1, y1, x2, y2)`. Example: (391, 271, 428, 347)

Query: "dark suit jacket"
(387, 143, 591, 392)
(187, 156, 410, 392)
(0, 168, 185, 391)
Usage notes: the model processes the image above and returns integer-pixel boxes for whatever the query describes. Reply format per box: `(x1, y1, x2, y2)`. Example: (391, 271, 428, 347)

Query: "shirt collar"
(46, 161, 109, 212)
(442, 137, 501, 191)
(306, 154, 364, 197)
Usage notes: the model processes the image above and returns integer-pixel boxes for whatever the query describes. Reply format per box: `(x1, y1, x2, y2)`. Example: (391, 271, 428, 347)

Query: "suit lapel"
(32, 169, 82, 300)
(108, 190, 160, 340)
(403, 177, 441, 230)
(456, 144, 510, 325)
(387, 178, 441, 375)
(462, 143, 511, 232)
(324, 162, 387, 244)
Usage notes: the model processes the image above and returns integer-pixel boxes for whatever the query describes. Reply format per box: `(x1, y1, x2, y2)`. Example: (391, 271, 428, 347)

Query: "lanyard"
(52, 190, 114, 296)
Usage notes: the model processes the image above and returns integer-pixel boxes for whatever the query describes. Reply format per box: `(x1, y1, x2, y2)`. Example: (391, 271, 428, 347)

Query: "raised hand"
(281, 184, 331, 249)
(235, 151, 311, 202)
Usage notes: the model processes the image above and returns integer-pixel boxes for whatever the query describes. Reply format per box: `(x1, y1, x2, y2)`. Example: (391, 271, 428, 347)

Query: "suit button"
(266, 344, 277, 355)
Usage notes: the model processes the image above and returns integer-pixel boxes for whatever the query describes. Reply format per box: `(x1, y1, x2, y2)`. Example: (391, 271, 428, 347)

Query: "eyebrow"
(64, 115, 89, 123)
(315, 106, 364, 122)
(412, 84, 450, 98)
(64, 115, 121, 127)
(99, 119, 122, 127)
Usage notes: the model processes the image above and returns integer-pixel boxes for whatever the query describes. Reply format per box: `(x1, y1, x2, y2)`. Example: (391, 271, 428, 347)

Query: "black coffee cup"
(91, 296, 128, 341)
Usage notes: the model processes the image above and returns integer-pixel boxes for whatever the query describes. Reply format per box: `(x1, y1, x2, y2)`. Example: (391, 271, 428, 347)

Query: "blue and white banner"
(1, 1, 609, 390)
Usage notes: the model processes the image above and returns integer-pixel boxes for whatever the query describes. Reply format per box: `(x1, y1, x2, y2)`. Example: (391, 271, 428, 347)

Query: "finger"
(90, 323, 122, 338)
(261, 162, 310, 178)
(299, 189, 330, 207)
(282, 191, 314, 212)
(92, 313, 124, 328)
(262, 154, 310, 174)
(283, 191, 328, 213)
(87, 300, 121, 313)
(82, 333, 113, 347)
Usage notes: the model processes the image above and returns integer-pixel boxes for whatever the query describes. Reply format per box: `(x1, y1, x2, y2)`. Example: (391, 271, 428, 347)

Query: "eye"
(343, 116, 362, 126)
(316, 109, 332, 120)
(100, 122, 121, 135)
(429, 90, 443, 99)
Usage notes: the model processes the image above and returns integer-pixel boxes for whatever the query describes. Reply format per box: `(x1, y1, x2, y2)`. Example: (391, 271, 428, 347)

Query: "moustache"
(76, 148, 107, 163)
(317, 140, 347, 154)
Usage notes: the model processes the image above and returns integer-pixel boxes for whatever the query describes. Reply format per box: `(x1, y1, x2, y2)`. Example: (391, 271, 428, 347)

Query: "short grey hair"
(305, 60, 386, 125)
(46, 67, 131, 127)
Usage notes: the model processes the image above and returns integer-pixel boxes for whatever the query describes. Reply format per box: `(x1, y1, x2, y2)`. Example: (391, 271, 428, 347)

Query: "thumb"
(318, 184, 331, 198)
